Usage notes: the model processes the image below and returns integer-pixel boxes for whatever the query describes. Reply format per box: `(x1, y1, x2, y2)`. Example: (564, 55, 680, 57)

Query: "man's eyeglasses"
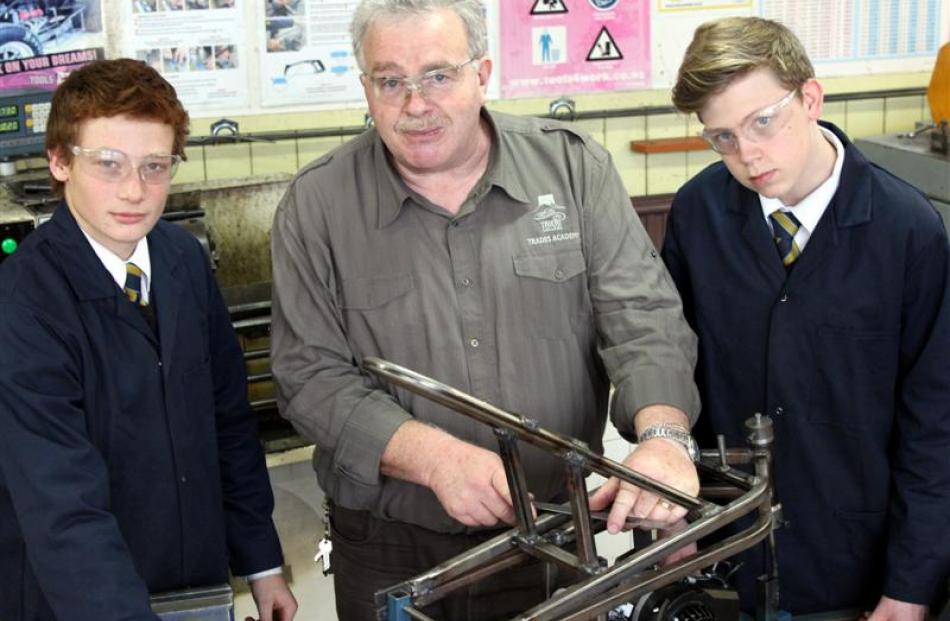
(69, 145, 182, 184)
(364, 58, 479, 104)
(701, 90, 799, 155)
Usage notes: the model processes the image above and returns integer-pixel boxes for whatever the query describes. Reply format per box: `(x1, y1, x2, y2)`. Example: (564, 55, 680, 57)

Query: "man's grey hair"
(350, 0, 487, 71)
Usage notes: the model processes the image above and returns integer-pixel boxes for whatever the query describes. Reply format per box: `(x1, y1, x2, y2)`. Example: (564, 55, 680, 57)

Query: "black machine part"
(626, 583, 740, 621)
(608, 561, 742, 621)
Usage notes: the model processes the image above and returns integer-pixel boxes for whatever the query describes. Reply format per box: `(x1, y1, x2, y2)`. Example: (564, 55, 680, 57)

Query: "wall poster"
(126, 0, 249, 112)
(258, 0, 363, 108)
(499, 0, 651, 99)
(0, 0, 106, 91)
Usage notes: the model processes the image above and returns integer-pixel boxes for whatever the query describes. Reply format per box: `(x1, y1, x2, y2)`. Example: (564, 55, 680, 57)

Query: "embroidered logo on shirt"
(527, 194, 579, 246)
(534, 194, 567, 233)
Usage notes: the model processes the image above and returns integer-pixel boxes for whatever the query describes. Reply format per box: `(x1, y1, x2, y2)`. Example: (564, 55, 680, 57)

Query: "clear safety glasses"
(69, 145, 182, 184)
(701, 89, 799, 155)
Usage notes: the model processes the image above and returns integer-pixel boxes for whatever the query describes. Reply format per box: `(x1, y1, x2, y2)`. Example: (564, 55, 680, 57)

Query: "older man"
(270, 1, 700, 618)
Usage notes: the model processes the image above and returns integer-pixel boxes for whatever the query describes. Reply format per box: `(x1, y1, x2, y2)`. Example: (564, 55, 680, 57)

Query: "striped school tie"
(124, 262, 148, 306)
(769, 210, 802, 267)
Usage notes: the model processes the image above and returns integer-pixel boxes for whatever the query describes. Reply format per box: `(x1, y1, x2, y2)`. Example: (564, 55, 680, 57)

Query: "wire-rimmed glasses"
(364, 58, 480, 104)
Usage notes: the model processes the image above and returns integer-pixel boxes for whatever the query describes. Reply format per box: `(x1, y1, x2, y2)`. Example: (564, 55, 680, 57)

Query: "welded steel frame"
(364, 357, 779, 621)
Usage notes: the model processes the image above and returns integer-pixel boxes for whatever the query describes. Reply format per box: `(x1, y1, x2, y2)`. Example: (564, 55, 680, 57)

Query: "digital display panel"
(0, 90, 54, 157)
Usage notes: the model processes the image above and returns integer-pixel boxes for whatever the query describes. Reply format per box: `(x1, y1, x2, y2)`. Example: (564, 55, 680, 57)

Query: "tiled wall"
(173, 71, 933, 197)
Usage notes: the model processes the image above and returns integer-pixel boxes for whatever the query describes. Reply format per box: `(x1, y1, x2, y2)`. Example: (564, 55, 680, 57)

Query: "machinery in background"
(0, 89, 53, 263)
(0, 206, 32, 263)
(222, 280, 305, 453)
(0, 89, 52, 160)
(855, 42, 950, 232)
(922, 40, 950, 156)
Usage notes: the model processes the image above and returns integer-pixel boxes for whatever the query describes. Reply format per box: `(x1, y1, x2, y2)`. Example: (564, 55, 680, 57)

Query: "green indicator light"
(1, 238, 17, 254)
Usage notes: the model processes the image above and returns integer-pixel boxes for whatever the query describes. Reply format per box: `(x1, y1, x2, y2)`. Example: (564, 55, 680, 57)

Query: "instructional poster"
(652, 0, 948, 87)
(0, 0, 106, 93)
(126, 0, 248, 112)
(651, 0, 752, 87)
(761, 0, 944, 72)
(258, 0, 363, 107)
(499, 0, 651, 99)
(659, 0, 750, 8)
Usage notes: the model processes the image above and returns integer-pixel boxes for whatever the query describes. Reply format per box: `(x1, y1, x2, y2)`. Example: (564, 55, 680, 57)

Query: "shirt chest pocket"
(338, 274, 417, 357)
(339, 273, 414, 310)
(512, 250, 590, 339)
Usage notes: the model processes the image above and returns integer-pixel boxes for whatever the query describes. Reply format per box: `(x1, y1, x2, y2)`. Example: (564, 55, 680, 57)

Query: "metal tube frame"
(365, 357, 778, 621)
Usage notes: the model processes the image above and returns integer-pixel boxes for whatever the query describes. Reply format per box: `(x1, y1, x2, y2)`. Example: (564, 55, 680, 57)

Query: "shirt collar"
(479, 110, 530, 205)
(759, 125, 845, 233)
(375, 108, 531, 228)
(374, 135, 414, 229)
(81, 230, 152, 296)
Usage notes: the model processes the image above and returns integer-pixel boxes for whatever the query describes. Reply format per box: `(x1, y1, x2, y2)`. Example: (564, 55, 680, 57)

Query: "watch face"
(686, 437, 699, 461)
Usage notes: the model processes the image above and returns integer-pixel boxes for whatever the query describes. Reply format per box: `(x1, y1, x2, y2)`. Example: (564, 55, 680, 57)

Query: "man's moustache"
(396, 116, 446, 132)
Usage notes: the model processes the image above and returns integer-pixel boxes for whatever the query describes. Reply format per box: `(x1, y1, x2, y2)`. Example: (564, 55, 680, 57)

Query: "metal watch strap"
(637, 423, 699, 462)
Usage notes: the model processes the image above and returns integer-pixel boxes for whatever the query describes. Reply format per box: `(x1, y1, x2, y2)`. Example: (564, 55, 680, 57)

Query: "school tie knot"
(124, 262, 148, 306)
(769, 210, 802, 267)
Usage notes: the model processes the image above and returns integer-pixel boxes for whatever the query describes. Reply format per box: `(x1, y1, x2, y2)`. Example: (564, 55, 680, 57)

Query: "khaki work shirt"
(271, 109, 699, 533)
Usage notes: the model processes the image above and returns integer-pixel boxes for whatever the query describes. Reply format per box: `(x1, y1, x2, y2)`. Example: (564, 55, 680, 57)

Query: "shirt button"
(650, 250, 658, 258)
(460, 277, 472, 288)
(774, 406, 784, 416)
(180, 475, 187, 483)
(554, 269, 564, 280)
(469, 338, 480, 348)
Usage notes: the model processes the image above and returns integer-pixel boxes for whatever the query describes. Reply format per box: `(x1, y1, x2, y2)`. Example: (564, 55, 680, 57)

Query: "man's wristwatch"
(637, 424, 700, 462)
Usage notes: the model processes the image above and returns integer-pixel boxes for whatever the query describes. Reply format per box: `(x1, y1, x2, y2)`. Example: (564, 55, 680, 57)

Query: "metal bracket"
(210, 118, 239, 137)
(548, 97, 577, 120)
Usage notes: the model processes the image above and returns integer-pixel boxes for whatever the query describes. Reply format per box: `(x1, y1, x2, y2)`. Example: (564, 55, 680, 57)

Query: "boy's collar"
(758, 124, 845, 233)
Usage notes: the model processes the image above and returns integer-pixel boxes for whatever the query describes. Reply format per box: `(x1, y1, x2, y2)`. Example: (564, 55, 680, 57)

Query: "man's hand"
(657, 518, 697, 567)
(381, 420, 516, 527)
(590, 404, 699, 533)
(245, 573, 297, 621)
(588, 438, 699, 533)
(862, 596, 928, 621)
(426, 439, 515, 527)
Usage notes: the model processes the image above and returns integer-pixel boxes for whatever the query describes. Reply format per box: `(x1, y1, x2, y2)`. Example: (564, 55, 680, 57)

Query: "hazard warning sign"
(530, 0, 567, 15)
(499, 0, 649, 99)
(587, 26, 623, 61)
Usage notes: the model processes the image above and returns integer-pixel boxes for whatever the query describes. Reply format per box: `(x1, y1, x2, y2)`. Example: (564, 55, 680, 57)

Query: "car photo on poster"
(0, 0, 102, 60)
